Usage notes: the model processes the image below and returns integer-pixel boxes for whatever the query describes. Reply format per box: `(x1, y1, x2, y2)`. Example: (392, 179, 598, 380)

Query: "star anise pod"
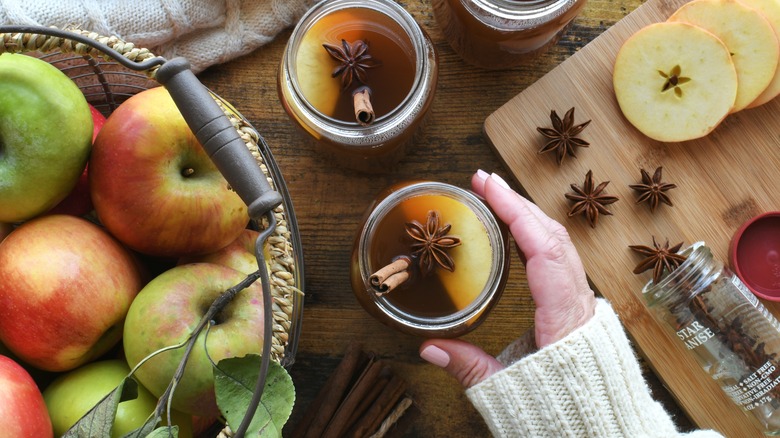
(405, 210, 462, 275)
(629, 237, 687, 284)
(537, 107, 591, 166)
(322, 39, 380, 89)
(565, 170, 619, 228)
(629, 166, 677, 212)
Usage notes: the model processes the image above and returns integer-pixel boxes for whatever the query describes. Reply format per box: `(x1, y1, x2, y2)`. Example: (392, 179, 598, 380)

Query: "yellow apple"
(668, 0, 780, 112)
(613, 22, 738, 142)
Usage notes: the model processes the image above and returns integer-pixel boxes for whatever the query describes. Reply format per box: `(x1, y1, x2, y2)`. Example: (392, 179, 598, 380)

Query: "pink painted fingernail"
(476, 169, 489, 181)
(490, 173, 511, 190)
(420, 345, 450, 368)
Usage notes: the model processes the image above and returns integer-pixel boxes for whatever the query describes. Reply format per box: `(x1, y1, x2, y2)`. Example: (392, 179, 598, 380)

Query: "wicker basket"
(0, 25, 304, 374)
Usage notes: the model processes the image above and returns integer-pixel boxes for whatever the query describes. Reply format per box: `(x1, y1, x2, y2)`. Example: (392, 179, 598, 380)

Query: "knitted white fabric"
(466, 299, 725, 438)
(0, 0, 317, 73)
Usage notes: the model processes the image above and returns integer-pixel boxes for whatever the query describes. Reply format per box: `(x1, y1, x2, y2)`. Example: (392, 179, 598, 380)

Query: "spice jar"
(643, 242, 780, 433)
(350, 181, 510, 338)
(432, 0, 588, 69)
(278, 0, 438, 172)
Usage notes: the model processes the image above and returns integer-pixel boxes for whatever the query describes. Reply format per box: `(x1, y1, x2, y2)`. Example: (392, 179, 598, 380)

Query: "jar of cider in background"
(432, 0, 588, 69)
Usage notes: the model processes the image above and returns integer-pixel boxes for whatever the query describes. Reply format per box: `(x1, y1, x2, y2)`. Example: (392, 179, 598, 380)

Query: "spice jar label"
(732, 274, 759, 307)
(722, 361, 780, 411)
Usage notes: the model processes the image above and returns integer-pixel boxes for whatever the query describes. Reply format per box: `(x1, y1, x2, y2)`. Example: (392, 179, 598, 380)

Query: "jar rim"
(357, 181, 507, 335)
(283, 0, 428, 136)
(465, 0, 583, 28)
(642, 241, 712, 304)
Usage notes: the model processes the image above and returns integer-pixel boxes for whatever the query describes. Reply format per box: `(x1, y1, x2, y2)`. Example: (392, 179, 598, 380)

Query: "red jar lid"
(729, 211, 780, 301)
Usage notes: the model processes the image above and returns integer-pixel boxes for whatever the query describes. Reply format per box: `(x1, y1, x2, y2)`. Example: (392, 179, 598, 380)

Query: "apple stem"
(181, 167, 195, 177)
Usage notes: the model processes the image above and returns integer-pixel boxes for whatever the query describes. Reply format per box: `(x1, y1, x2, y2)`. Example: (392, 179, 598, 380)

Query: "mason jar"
(643, 242, 780, 434)
(351, 181, 510, 338)
(432, 0, 588, 69)
(278, 0, 438, 172)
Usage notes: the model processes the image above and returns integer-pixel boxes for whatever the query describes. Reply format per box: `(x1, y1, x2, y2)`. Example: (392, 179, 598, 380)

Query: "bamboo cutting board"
(484, 0, 780, 435)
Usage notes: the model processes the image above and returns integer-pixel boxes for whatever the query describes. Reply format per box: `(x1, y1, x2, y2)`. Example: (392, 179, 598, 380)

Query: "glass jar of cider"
(278, 0, 438, 172)
(432, 0, 588, 69)
(351, 181, 510, 338)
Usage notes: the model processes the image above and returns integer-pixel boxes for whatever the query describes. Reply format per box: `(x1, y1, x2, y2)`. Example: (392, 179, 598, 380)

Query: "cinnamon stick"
(348, 374, 408, 437)
(369, 256, 411, 295)
(322, 358, 386, 438)
(353, 85, 375, 126)
(291, 343, 366, 438)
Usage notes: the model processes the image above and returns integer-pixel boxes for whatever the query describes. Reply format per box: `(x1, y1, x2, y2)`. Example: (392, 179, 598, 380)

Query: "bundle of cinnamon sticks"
(291, 343, 417, 438)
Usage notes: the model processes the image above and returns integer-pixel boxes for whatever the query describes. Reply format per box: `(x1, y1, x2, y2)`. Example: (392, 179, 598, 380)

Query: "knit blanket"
(0, 0, 316, 73)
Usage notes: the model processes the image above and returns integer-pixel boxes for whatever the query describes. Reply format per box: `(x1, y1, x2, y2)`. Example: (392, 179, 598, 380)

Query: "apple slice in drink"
(613, 22, 737, 142)
(668, 0, 780, 112)
(737, 0, 780, 108)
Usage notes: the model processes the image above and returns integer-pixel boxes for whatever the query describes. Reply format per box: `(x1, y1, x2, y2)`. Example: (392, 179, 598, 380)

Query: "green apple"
(0, 53, 93, 222)
(0, 355, 53, 438)
(123, 263, 267, 417)
(90, 86, 249, 258)
(43, 359, 192, 438)
(0, 215, 143, 371)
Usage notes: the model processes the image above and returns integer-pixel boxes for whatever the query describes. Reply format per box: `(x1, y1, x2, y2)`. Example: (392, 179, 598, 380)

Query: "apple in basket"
(0, 215, 143, 372)
(89, 86, 250, 259)
(47, 104, 107, 217)
(43, 359, 193, 438)
(0, 53, 93, 223)
(179, 228, 272, 275)
(123, 262, 267, 417)
(0, 355, 53, 438)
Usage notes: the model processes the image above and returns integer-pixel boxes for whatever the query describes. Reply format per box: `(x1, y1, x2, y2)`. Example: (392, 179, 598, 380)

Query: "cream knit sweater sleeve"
(466, 299, 724, 437)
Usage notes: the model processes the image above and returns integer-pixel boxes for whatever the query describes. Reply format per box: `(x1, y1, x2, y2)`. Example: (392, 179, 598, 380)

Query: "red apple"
(123, 263, 266, 416)
(0, 215, 143, 372)
(0, 355, 53, 438)
(47, 104, 106, 217)
(90, 87, 249, 258)
(178, 228, 270, 275)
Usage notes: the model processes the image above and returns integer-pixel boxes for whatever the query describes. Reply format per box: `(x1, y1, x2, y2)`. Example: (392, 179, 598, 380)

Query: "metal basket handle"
(155, 57, 283, 220)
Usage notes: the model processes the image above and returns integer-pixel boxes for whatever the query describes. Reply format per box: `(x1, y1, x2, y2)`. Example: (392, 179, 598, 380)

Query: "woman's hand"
(419, 170, 596, 388)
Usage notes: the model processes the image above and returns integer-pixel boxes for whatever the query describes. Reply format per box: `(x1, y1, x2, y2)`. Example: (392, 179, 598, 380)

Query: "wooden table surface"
(198, 0, 699, 435)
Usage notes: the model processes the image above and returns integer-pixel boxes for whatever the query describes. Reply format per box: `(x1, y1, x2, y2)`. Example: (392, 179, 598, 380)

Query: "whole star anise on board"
(629, 237, 687, 284)
(322, 39, 380, 89)
(537, 107, 591, 166)
(565, 170, 619, 228)
(629, 166, 677, 212)
(405, 210, 462, 275)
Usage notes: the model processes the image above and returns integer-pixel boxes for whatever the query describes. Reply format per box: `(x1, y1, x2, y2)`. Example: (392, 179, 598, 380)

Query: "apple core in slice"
(613, 22, 737, 142)
(668, 0, 780, 112)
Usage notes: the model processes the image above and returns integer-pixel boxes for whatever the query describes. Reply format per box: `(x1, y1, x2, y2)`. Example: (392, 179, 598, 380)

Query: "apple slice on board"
(613, 22, 737, 142)
(738, 0, 780, 108)
(668, 0, 780, 112)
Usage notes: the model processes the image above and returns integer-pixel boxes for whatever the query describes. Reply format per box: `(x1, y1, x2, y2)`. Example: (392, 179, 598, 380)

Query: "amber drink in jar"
(278, 0, 438, 172)
(432, 0, 587, 69)
(351, 181, 510, 338)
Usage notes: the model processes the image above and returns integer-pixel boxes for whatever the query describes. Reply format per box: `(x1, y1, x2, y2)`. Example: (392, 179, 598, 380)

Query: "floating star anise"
(537, 107, 591, 166)
(629, 166, 677, 212)
(322, 39, 380, 89)
(629, 237, 687, 284)
(405, 210, 462, 275)
(565, 170, 619, 228)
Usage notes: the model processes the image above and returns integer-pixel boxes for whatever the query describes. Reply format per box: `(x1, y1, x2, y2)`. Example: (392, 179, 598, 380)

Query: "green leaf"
(140, 426, 179, 438)
(64, 377, 139, 438)
(214, 354, 295, 437)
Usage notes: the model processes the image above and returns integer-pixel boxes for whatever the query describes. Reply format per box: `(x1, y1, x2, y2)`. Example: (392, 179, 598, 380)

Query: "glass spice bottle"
(431, 0, 588, 69)
(277, 0, 438, 172)
(643, 242, 780, 434)
(350, 181, 510, 338)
